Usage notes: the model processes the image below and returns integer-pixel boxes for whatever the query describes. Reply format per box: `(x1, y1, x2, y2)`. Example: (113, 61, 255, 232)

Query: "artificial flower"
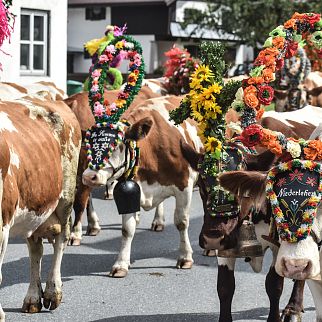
(238, 124, 263, 147)
(284, 19, 297, 30)
(204, 137, 222, 154)
(304, 140, 322, 160)
(262, 68, 275, 83)
(244, 92, 259, 109)
(258, 85, 274, 105)
(285, 40, 299, 59)
(286, 140, 302, 158)
(311, 31, 322, 50)
(304, 13, 321, 28)
(269, 26, 286, 38)
(272, 36, 286, 49)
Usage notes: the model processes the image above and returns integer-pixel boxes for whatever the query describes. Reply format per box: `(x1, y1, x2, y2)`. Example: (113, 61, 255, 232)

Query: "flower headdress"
(170, 42, 245, 217)
(232, 12, 322, 160)
(85, 26, 145, 170)
(163, 46, 199, 95)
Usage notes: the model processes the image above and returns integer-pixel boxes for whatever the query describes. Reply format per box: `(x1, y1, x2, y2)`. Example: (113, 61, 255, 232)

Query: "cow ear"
(218, 171, 267, 199)
(180, 140, 203, 171)
(306, 85, 322, 97)
(125, 117, 153, 141)
(245, 149, 276, 171)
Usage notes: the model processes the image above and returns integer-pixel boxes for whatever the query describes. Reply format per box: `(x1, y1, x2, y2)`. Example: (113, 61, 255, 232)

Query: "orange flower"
(292, 12, 306, 21)
(304, 140, 322, 160)
(272, 36, 285, 49)
(256, 108, 265, 120)
(268, 142, 283, 155)
(244, 92, 259, 109)
(262, 68, 274, 83)
(263, 47, 280, 57)
(244, 85, 257, 96)
(261, 128, 277, 147)
(248, 76, 264, 85)
(284, 18, 297, 29)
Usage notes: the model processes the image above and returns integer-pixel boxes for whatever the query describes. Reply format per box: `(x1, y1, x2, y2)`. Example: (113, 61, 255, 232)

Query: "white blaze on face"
(82, 144, 127, 187)
(0, 112, 18, 133)
(275, 237, 320, 280)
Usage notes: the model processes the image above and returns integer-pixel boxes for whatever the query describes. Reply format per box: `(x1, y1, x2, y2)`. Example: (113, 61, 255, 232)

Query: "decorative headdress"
(85, 25, 145, 170)
(231, 12, 322, 160)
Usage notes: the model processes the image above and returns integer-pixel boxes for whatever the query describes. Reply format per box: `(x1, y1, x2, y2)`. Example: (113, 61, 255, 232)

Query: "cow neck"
(118, 139, 140, 181)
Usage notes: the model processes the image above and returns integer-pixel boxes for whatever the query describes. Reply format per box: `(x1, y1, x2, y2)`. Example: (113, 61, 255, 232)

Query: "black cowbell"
(113, 180, 141, 215)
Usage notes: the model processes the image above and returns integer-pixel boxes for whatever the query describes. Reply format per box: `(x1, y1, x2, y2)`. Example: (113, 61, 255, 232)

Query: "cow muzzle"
(82, 169, 107, 187)
(280, 257, 313, 280)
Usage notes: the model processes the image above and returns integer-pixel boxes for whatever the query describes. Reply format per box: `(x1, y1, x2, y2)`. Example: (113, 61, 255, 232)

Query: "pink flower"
(91, 84, 99, 92)
(105, 45, 116, 54)
(99, 55, 109, 63)
(94, 102, 105, 116)
(113, 24, 127, 36)
(306, 177, 317, 187)
(289, 169, 304, 182)
(91, 69, 101, 78)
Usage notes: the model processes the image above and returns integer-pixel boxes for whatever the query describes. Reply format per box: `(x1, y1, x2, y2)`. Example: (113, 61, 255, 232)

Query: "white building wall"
(67, 7, 155, 74)
(0, 0, 68, 91)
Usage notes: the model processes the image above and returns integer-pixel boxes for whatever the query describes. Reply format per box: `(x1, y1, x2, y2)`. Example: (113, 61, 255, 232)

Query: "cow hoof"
(281, 308, 302, 322)
(202, 249, 216, 257)
(22, 299, 42, 313)
(68, 237, 81, 246)
(151, 223, 164, 232)
(108, 268, 128, 278)
(86, 227, 101, 236)
(43, 293, 62, 311)
(176, 259, 193, 269)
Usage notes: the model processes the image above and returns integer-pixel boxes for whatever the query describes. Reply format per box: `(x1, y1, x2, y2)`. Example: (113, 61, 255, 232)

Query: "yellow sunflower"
(190, 64, 214, 83)
(191, 109, 204, 122)
(204, 137, 222, 153)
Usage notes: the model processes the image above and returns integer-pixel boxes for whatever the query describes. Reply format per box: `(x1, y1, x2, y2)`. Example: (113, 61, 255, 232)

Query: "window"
(20, 9, 48, 75)
(85, 7, 106, 21)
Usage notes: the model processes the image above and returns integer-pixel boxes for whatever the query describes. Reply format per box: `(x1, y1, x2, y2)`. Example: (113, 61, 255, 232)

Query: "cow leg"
(174, 190, 193, 269)
(86, 195, 101, 236)
(266, 265, 284, 322)
(70, 184, 90, 246)
(217, 257, 236, 322)
(307, 280, 322, 322)
(43, 200, 73, 310)
(22, 236, 44, 313)
(0, 224, 9, 321)
(109, 212, 137, 278)
(281, 280, 304, 322)
(151, 203, 165, 232)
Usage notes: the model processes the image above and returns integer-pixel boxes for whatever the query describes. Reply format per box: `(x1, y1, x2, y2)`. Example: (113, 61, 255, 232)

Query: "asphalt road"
(2, 189, 316, 322)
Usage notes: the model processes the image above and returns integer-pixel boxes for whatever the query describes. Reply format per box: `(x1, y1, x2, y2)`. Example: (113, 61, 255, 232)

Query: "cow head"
(82, 117, 153, 187)
(219, 161, 322, 281)
(181, 140, 276, 251)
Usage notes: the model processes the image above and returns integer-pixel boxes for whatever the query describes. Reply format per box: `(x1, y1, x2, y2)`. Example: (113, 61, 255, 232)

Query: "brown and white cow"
(0, 95, 81, 320)
(180, 106, 322, 321)
(64, 85, 165, 245)
(303, 71, 322, 107)
(0, 81, 67, 101)
(82, 95, 203, 277)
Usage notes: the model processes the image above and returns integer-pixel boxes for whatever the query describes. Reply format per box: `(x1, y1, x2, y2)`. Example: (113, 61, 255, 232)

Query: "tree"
(181, 0, 322, 48)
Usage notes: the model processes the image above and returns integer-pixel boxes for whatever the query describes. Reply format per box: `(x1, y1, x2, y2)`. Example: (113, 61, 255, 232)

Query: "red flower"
(276, 58, 284, 70)
(285, 41, 298, 59)
(304, 13, 321, 28)
(238, 124, 264, 147)
(258, 85, 274, 105)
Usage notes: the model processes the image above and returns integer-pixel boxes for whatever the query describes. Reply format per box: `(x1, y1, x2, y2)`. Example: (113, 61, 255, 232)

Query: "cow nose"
(281, 258, 312, 280)
(82, 172, 100, 186)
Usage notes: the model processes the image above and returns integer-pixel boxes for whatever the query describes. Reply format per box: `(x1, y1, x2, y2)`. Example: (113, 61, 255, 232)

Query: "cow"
(0, 81, 67, 101)
(64, 85, 165, 245)
(179, 106, 322, 321)
(0, 94, 81, 320)
(303, 71, 322, 107)
(82, 95, 203, 277)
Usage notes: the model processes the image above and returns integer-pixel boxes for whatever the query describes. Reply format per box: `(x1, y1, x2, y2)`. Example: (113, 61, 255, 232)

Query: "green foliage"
(169, 97, 191, 125)
(217, 80, 242, 114)
(182, 0, 322, 48)
(199, 42, 226, 84)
